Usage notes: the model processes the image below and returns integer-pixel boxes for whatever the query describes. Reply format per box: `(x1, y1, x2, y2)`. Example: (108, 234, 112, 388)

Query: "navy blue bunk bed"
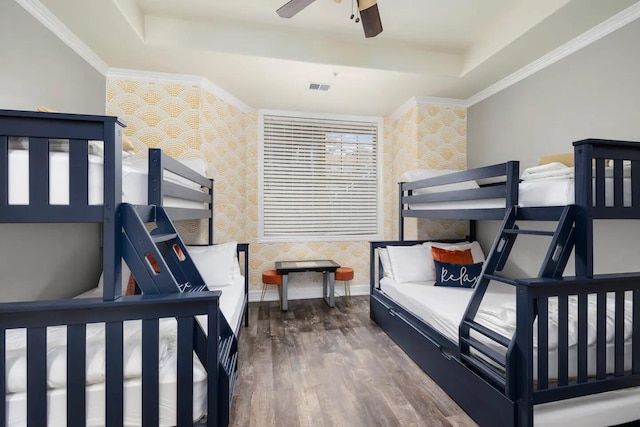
(0, 110, 238, 426)
(370, 139, 640, 426)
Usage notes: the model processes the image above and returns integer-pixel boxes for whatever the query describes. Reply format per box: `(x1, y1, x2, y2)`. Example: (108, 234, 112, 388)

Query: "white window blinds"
(261, 114, 380, 240)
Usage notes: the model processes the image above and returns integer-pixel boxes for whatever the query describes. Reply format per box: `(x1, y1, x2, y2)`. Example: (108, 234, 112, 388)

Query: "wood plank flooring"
(230, 296, 477, 427)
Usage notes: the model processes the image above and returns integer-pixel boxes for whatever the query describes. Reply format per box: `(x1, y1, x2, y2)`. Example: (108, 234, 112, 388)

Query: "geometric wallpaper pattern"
(386, 103, 468, 241)
(107, 77, 467, 295)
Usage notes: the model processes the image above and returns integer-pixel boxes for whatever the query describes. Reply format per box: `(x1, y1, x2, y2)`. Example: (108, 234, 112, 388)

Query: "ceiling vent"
(308, 82, 331, 91)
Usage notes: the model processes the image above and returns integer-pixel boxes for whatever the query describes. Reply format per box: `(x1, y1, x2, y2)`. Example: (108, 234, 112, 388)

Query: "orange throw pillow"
(431, 246, 474, 264)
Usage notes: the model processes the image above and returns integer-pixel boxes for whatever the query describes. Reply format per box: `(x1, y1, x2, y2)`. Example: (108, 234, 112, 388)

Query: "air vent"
(308, 82, 331, 91)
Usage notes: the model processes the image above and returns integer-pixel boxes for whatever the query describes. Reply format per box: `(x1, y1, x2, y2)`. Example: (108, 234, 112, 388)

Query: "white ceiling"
(36, 0, 640, 116)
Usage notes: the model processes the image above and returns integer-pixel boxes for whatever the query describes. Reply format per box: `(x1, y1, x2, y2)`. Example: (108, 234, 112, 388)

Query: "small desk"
(275, 260, 341, 311)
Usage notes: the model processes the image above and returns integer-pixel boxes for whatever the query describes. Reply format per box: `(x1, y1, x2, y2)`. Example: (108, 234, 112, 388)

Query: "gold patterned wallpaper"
(386, 103, 468, 241)
(107, 78, 467, 296)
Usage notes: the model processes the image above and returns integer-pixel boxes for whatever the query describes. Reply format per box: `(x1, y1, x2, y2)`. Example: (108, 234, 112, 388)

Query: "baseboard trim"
(248, 284, 370, 303)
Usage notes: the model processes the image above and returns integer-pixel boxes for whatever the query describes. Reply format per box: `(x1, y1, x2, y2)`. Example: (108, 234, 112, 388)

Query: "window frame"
(258, 109, 384, 243)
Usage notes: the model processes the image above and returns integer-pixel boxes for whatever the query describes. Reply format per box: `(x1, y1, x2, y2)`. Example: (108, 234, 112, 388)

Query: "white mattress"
(7, 150, 205, 208)
(197, 274, 246, 336)
(379, 278, 640, 426)
(6, 351, 207, 427)
(407, 177, 632, 210)
(4, 274, 245, 426)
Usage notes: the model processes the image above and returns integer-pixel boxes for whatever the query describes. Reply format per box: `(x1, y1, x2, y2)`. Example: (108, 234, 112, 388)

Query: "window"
(259, 111, 382, 242)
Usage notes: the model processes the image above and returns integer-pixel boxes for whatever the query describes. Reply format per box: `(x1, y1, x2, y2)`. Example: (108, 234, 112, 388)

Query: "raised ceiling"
(36, 0, 640, 116)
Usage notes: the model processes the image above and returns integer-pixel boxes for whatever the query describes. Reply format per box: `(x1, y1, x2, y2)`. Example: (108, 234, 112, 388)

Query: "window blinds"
(262, 114, 379, 239)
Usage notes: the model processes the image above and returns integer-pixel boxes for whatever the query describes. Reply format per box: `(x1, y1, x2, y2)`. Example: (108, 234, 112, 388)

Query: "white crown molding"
(108, 68, 202, 86)
(107, 68, 254, 112)
(466, 1, 640, 107)
(415, 96, 468, 108)
(388, 95, 468, 121)
(16, 0, 110, 76)
(249, 284, 369, 303)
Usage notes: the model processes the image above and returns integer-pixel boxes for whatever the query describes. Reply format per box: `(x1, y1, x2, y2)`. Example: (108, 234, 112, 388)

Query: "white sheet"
(6, 349, 207, 427)
(4, 318, 192, 394)
(7, 150, 205, 208)
(379, 278, 640, 426)
(4, 272, 245, 425)
(197, 274, 246, 336)
(407, 177, 632, 210)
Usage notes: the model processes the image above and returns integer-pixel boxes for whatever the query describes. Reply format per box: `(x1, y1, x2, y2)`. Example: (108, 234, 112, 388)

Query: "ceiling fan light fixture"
(356, 0, 382, 38)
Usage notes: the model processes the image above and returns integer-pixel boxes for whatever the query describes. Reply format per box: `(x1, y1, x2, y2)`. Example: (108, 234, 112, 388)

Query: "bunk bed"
(0, 109, 246, 426)
(371, 139, 640, 427)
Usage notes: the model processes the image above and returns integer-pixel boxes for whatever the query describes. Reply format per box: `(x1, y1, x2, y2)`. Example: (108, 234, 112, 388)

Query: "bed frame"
(0, 110, 243, 426)
(373, 138, 640, 426)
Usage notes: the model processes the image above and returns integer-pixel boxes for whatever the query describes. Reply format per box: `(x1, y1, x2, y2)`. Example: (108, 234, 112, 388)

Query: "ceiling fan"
(277, 0, 383, 38)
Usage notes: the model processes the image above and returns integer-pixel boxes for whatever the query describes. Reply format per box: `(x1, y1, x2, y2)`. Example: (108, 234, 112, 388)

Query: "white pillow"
(187, 242, 238, 289)
(97, 261, 132, 294)
(378, 248, 393, 279)
(386, 245, 434, 283)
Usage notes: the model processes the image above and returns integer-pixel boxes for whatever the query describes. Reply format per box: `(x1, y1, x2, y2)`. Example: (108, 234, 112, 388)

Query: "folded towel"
(521, 162, 574, 181)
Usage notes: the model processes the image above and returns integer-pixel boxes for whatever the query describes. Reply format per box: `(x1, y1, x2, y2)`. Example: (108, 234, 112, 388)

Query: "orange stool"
(335, 267, 354, 306)
(261, 269, 283, 308)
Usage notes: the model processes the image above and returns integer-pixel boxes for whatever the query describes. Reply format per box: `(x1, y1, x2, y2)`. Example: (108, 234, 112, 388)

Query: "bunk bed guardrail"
(0, 292, 220, 427)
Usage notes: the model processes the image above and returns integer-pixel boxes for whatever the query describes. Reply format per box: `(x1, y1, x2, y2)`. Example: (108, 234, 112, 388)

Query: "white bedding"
(5, 274, 245, 426)
(406, 162, 633, 210)
(7, 150, 205, 208)
(379, 278, 640, 426)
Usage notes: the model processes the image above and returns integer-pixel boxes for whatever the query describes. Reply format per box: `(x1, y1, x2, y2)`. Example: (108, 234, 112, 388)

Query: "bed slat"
(557, 295, 569, 386)
(69, 139, 89, 206)
(28, 138, 49, 206)
(177, 316, 195, 426)
(634, 290, 640, 374)
(613, 159, 624, 208)
(0, 136, 7, 206)
(105, 321, 124, 427)
(67, 324, 87, 427)
(537, 298, 549, 390)
(142, 318, 160, 427)
(596, 292, 607, 380)
(0, 328, 5, 426)
(615, 291, 625, 376)
(577, 293, 588, 383)
(632, 160, 640, 208)
(595, 158, 605, 208)
(162, 181, 211, 203)
(27, 327, 47, 427)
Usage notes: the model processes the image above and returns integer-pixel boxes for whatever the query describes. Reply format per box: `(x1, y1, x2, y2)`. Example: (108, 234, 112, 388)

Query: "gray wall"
(468, 19, 640, 277)
(0, 1, 106, 301)
(0, 1, 106, 113)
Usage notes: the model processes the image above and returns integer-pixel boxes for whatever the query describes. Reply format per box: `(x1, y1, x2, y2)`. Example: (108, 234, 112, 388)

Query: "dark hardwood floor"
(230, 295, 476, 427)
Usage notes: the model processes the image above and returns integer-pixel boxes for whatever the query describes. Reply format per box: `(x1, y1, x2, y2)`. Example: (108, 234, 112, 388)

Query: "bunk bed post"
(207, 300, 220, 427)
(102, 122, 124, 301)
(574, 141, 594, 277)
(398, 182, 406, 240)
(514, 284, 535, 427)
(209, 178, 214, 246)
(148, 149, 162, 207)
(505, 161, 519, 207)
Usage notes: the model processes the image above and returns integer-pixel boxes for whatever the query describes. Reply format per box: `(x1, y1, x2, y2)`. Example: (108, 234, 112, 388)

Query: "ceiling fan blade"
(357, 0, 383, 38)
(277, 0, 317, 18)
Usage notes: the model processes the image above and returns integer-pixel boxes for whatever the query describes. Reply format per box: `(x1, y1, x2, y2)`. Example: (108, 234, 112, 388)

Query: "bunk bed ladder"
(121, 203, 238, 426)
(459, 205, 576, 393)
